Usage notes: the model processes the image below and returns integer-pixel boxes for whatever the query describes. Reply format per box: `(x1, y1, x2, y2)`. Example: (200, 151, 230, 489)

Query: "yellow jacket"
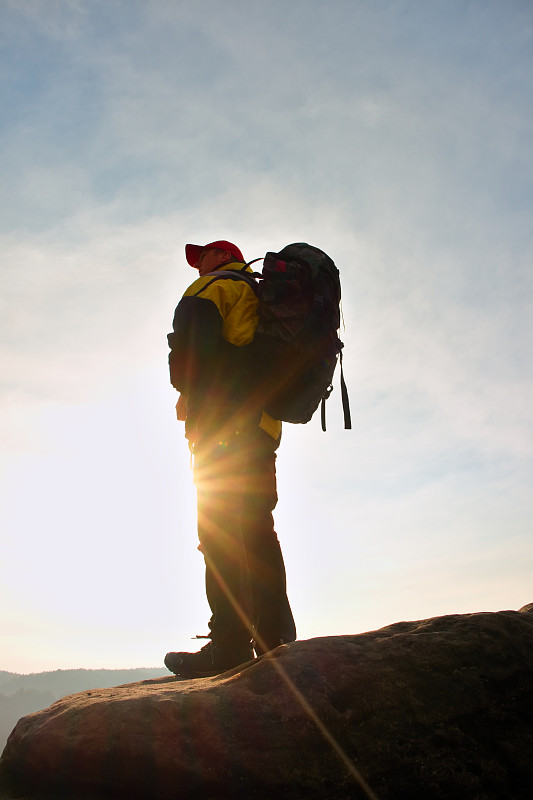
(168, 263, 281, 442)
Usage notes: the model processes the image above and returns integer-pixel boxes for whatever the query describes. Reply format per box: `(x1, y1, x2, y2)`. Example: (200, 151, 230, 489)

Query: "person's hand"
(176, 394, 187, 421)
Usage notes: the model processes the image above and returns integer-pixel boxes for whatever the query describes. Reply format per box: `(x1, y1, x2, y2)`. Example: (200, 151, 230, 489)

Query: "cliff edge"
(1, 604, 532, 799)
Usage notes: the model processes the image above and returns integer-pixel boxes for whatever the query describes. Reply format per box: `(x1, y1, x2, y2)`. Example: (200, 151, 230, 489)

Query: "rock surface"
(1, 605, 532, 799)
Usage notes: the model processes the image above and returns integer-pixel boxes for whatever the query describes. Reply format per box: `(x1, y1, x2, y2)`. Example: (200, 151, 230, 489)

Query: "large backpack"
(196, 243, 351, 431)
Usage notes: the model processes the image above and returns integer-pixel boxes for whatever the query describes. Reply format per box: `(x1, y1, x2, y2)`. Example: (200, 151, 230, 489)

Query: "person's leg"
(241, 431, 296, 655)
(164, 438, 253, 676)
(196, 455, 252, 649)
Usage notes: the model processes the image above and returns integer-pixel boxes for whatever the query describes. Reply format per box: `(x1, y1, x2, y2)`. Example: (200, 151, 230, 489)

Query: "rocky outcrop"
(1, 605, 532, 799)
(0, 669, 167, 755)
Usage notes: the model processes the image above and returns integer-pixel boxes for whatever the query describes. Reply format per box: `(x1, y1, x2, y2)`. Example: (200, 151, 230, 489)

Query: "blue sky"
(1, 0, 532, 672)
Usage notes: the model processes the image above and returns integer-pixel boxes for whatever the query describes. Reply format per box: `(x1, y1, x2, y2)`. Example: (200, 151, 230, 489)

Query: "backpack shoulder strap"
(192, 269, 259, 298)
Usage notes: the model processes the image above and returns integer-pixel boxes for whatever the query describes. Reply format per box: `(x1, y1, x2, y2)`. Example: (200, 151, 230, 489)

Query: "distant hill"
(0, 672, 17, 691)
(0, 667, 165, 754)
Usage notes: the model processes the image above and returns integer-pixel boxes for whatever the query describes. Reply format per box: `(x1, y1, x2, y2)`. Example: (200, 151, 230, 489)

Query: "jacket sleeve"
(167, 294, 252, 401)
(168, 296, 223, 394)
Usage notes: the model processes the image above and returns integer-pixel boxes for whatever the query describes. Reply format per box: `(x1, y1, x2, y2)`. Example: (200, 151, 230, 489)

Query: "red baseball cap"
(185, 240, 245, 268)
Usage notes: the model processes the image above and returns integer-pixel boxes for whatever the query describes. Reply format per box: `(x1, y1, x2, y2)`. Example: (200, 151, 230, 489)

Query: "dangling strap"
(340, 351, 351, 430)
(320, 353, 351, 432)
(320, 384, 333, 432)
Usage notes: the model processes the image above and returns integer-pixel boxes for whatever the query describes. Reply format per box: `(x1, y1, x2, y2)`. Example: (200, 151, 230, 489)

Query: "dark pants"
(193, 428, 296, 655)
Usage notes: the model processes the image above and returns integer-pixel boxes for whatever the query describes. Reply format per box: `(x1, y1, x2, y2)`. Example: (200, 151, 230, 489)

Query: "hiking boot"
(164, 640, 254, 677)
